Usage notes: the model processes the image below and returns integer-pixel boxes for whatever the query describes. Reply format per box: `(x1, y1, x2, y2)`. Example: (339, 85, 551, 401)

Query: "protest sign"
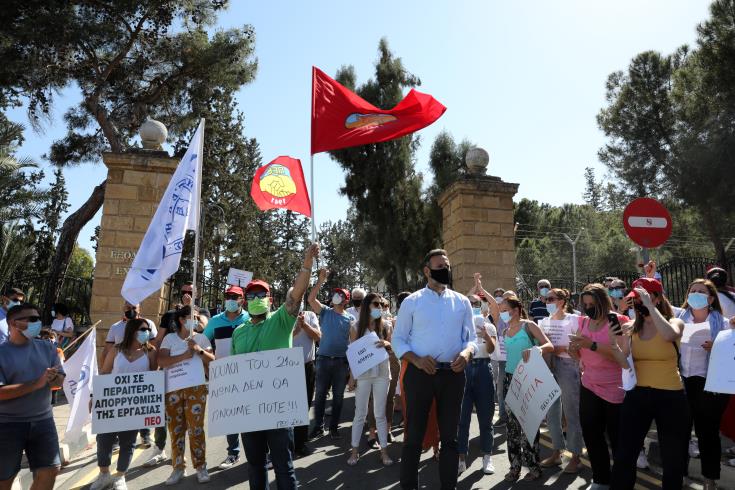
(681, 321, 711, 345)
(705, 329, 735, 394)
(346, 331, 389, 378)
(491, 334, 507, 361)
(207, 347, 308, 437)
(227, 268, 253, 287)
(540, 318, 575, 347)
(92, 371, 165, 434)
(504, 348, 561, 445)
(165, 358, 206, 393)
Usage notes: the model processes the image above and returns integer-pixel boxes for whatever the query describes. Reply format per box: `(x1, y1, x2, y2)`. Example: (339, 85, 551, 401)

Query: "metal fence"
(1, 274, 93, 328)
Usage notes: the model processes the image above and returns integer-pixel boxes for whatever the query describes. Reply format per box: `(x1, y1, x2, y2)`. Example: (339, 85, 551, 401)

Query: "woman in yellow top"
(608, 278, 688, 490)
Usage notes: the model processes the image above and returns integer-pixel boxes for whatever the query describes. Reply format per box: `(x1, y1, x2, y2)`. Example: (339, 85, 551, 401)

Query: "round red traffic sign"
(623, 198, 672, 248)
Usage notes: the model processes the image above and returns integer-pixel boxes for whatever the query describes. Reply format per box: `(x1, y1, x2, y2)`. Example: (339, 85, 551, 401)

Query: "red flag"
(251, 156, 312, 217)
(311, 66, 446, 154)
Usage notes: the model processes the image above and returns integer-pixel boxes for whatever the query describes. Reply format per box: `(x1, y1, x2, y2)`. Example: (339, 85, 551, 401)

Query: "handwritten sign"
(207, 347, 308, 437)
(704, 329, 735, 394)
(165, 358, 206, 393)
(505, 348, 561, 445)
(92, 371, 165, 434)
(491, 334, 507, 361)
(346, 331, 389, 378)
(227, 268, 253, 287)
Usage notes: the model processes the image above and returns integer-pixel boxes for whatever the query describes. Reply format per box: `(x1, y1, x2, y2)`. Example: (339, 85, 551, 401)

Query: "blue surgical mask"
(539, 288, 550, 297)
(546, 303, 558, 315)
(224, 299, 240, 313)
(370, 307, 382, 320)
(136, 331, 150, 344)
(7, 300, 20, 310)
(472, 307, 481, 316)
(23, 321, 43, 339)
(609, 289, 624, 299)
(500, 311, 511, 323)
(687, 292, 709, 310)
(50, 310, 56, 317)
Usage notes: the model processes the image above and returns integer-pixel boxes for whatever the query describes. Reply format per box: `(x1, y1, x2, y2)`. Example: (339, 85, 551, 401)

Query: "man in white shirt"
(392, 249, 476, 490)
(292, 303, 321, 457)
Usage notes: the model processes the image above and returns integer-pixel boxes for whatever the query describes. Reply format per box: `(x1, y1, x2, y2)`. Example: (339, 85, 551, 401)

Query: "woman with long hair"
(500, 295, 553, 482)
(568, 283, 628, 489)
(347, 292, 393, 467)
(90, 318, 157, 490)
(608, 278, 689, 489)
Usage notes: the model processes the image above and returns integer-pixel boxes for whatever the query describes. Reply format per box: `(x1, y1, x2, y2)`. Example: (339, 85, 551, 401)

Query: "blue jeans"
(97, 430, 137, 472)
(242, 428, 296, 490)
(0, 418, 61, 480)
(547, 356, 583, 454)
(492, 360, 507, 419)
(458, 358, 495, 455)
(311, 356, 349, 432)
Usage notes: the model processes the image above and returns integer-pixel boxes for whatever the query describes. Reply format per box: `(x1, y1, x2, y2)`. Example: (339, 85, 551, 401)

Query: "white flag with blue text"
(121, 120, 204, 305)
(63, 328, 98, 437)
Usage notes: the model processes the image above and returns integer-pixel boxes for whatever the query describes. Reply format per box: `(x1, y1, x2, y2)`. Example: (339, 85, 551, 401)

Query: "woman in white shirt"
(347, 292, 393, 467)
(90, 318, 157, 490)
(50, 303, 75, 348)
(157, 306, 214, 485)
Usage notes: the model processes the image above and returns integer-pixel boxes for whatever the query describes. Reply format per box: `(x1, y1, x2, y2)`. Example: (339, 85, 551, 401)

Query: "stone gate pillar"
(437, 148, 519, 295)
(89, 120, 177, 350)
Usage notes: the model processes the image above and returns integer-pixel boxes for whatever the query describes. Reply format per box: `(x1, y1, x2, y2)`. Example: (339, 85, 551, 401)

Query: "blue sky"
(8, 0, 711, 256)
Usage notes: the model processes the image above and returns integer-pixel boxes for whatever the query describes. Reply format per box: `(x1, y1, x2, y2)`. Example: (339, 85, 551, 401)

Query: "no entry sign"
(623, 198, 672, 248)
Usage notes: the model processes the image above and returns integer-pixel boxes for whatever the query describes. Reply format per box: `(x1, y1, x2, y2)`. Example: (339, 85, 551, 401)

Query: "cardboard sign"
(207, 347, 308, 437)
(346, 331, 390, 378)
(704, 329, 735, 394)
(92, 371, 165, 434)
(227, 268, 253, 287)
(165, 358, 206, 393)
(505, 348, 561, 445)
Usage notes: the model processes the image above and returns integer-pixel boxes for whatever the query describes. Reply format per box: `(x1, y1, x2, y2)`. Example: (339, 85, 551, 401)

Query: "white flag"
(62, 329, 98, 437)
(121, 119, 204, 305)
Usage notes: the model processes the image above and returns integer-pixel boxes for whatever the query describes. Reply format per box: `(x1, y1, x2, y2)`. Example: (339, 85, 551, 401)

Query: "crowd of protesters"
(1, 249, 735, 490)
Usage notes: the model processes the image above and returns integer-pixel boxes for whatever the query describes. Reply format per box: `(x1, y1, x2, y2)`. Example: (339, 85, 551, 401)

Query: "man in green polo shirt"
(231, 243, 318, 490)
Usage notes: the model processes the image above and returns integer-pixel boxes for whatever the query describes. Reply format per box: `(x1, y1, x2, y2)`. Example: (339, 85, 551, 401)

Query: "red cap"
(626, 277, 664, 299)
(333, 288, 350, 302)
(245, 280, 271, 295)
(225, 285, 244, 297)
(477, 291, 486, 300)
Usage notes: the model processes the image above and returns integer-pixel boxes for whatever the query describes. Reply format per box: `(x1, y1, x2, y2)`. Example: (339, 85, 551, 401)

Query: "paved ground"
(14, 392, 735, 489)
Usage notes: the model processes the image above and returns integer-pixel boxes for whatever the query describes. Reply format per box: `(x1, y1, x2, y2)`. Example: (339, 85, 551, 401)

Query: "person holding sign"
(231, 243, 319, 490)
(90, 318, 157, 490)
(157, 306, 214, 485)
(538, 288, 584, 474)
(606, 278, 689, 490)
(674, 279, 733, 489)
(346, 292, 394, 467)
(500, 296, 553, 482)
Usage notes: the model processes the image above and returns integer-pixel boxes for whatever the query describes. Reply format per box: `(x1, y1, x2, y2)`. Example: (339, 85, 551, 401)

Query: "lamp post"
(563, 229, 584, 293)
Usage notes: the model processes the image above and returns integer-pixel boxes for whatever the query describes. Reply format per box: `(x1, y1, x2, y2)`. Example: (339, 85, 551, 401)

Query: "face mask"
(7, 300, 20, 309)
(136, 331, 150, 344)
(500, 311, 511, 323)
(332, 293, 343, 305)
(634, 303, 650, 317)
(546, 303, 558, 315)
(185, 319, 198, 331)
(370, 308, 382, 320)
(124, 310, 137, 320)
(539, 287, 550, 297)
(248, 297, 270, 316)
(583, 307, 597, 318)
(22, 321, 43, 339)
(224, 299, 240, 313)
(51, 310, 56, 317)
(381, 311, 390, 319)
(429, 267, 451, 285)
(687, 292, 709, 310)
(628, 308, 636, 320)
(472, 307, 481, 316)
(609, 289, 624, 299)
(352, 299, 363, 308)
(494, 297, 504, 304)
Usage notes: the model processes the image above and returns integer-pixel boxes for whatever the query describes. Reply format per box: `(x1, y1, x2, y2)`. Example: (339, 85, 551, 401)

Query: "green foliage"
(0, 222, 33, 289)
(0, 113, 45, 222)
(317, 215, 374, 291)
(66, 245, 94, 279)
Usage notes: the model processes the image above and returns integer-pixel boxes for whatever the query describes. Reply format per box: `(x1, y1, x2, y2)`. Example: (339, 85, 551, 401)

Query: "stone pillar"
(438, 173, 519, 296)
(89, 150, 178, 349)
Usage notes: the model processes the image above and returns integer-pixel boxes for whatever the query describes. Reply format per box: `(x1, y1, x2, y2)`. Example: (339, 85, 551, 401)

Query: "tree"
(582, 167, 604, 211)
(34, 168, 69, 276)
(328, 39, 432, 291)
(317, 216, 374, 293)
(66, 245, 94, 279)
(1, 1, 258, 308)
(0, 113, 45, 222)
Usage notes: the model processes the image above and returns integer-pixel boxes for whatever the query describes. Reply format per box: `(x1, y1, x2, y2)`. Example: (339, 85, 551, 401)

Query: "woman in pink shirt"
(569, 283, 628, 489)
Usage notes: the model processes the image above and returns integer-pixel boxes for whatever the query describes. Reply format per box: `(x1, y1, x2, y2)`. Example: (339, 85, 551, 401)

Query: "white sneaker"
(457, 458, 467, 474)
(636, 449, 649, 469)
(90, 473, 115, 490)
(196, 467, 210, 484)
(165, 468, 185, 485)
(482, 454, 495, 475)
(144, 448, 167, 467)
(688, 438, 700, 458)
(112, 475, 127, 490)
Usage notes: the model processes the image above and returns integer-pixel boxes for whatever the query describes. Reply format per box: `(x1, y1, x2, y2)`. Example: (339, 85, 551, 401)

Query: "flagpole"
(191, 118, 205, 334)
(310, 153, 316, 241)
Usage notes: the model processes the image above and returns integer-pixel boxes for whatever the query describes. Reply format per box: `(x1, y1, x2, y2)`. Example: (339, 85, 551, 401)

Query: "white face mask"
(332, 293, 343, 305)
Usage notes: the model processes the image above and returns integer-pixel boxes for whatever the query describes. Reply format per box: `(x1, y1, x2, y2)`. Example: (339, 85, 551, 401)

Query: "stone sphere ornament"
(465, 147, 489, 175)
(140, 117, 168, 150)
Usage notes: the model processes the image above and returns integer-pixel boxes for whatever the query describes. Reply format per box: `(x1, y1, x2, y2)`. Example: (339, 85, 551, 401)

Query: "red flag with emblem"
(311, 66, 446, 154)
(250, 156, 312, 217)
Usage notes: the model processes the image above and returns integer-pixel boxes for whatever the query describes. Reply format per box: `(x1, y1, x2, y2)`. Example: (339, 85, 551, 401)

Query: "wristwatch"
(590, 341, 598, 352)
(198, 350, 205, 356)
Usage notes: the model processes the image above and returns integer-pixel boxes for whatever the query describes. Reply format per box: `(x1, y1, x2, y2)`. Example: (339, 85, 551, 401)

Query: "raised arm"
(308, 267, 328, 316)
(286, 243, 320, 317)
(636, 287, 683, 342)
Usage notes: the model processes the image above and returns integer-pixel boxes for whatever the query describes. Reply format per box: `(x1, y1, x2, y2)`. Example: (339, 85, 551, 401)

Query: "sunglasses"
(224, 294, 241, 300)
(16, 315, 41, 322)
(246, 291, 268, 300)
(471, 302, 482, 308)
(609, 286, 625, 291)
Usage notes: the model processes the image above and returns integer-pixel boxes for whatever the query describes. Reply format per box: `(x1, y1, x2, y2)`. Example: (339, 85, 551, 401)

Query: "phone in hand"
(607, 313, 622, 335)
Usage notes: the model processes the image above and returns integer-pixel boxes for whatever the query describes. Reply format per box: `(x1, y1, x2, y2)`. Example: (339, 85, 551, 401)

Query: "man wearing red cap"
(230, 243, 320, 490)
(203, 285, 250, 469)
(307, 268, 355, 441)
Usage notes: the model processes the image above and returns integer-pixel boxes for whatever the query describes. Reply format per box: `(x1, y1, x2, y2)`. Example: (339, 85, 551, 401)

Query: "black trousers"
(400, 364, 465, 490)
(294, 360, 316, 449)
(611, 386, 690, 490)
(683, 376, 730, 480)
(579, 384, 620, 485)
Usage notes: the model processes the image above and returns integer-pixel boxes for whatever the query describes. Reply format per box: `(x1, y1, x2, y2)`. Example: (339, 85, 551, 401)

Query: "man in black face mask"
(392, 249, 477, 490)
